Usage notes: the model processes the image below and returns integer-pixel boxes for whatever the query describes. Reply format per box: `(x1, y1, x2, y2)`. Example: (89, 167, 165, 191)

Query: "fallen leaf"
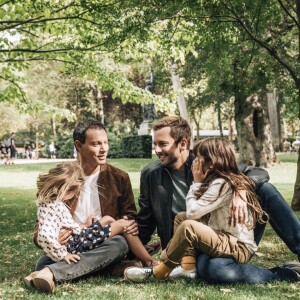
(220, 288, 234, 293)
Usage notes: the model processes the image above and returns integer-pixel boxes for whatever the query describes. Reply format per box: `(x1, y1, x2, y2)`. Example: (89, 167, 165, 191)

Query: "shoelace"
(144, 267, 153, 280)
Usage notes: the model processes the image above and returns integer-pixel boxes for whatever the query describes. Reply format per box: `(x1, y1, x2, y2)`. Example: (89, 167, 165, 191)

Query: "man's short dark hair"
(73, 120, 106, 145)
(153, 115, 191, 148)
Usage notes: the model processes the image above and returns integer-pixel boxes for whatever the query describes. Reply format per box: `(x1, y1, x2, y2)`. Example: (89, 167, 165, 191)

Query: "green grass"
(1, 154, 300, 299)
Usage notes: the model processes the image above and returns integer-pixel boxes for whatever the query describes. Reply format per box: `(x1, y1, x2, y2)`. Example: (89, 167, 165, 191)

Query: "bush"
(108, 135, 152, 158)
(55, 134, 74, 158)
(108, 137, 123, 158)
(121, 135, 152, 158)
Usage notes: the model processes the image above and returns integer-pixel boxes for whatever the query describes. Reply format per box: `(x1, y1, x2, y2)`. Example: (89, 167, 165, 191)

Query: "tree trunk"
(170, 63, 192, 148)
(217, 101, 223, 137)
(170, 63, 189, 122)
(191, 110, 201, 141)
(292, 86, 300, 211)
(235, 91, 276, 167)
(267, 90, 281, 151)
(292, 151, 300, 211)
(35, 123, 39, 159)
(228, 115, 234, 142)
(94, 86, 104, 124)
(51, 115, 57, 140)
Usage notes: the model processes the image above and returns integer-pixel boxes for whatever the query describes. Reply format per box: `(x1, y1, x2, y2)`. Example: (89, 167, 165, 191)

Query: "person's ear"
(74, 140, 81, 151)
(179, 139, 188, 152)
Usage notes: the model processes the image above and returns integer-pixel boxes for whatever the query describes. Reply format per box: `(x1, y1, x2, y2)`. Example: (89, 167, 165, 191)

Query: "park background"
(2, 1, 300, 299)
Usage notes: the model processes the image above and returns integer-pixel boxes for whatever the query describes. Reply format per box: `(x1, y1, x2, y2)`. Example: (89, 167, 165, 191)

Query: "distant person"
(49, 142, 56, 159)
(292, 137, 300, 153)
(0, 143, 3, 160)
(6, 132, 17, 164)
(283, 139, 292, 153)
(30, 142, 36, 159)
(24, 145, 30, 159)
(0, 141, 8, 164)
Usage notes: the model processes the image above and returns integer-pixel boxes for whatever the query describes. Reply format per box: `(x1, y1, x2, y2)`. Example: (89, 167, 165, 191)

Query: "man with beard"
(136, 115, 300, 283)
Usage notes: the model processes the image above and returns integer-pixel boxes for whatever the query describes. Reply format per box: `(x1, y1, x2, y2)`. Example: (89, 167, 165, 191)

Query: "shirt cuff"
(190, 182, 202, 190)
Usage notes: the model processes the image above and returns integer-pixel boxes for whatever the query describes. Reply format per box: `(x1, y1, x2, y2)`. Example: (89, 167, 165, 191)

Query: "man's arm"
(136, 171, 156, 245)
(119, 173, 137, 220)
(228, 164, 270, 226)
(238, 164, 270, 190)
(118, 173, 138, 235)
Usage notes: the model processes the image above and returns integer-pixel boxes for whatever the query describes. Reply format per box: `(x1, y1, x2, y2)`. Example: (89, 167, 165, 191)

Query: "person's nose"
(99, 144, 106, 152)
(154, 144, 162, 153)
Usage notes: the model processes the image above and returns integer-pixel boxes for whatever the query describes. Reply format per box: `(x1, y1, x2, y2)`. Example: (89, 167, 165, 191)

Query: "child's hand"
(86, 215, 98, 226)
(63, 253, 80, 264)
(100, 215, 115, 227)
(192, 157, 208, 183)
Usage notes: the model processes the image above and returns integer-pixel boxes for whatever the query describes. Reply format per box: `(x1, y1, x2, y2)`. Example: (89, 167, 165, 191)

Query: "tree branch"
(221, 1, 300, 86)
(0, 0, 13, 8)
(0, 75, 27, 102)
(3, 57, 74, 64)
(277, 0, 300, 30)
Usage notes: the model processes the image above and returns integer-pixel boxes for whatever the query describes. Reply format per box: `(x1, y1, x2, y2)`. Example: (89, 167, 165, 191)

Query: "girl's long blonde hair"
(193, 137, 268, 227)
(36, 161, 85, 204)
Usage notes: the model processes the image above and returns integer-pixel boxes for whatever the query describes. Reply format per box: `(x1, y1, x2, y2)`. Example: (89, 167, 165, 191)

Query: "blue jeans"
(197, 182, 300, 283)
(35, 235, 128, 282)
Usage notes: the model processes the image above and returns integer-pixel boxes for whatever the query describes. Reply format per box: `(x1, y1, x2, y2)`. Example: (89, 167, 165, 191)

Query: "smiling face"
(153, 126, 189, 170)
(75, 128, 109, 175)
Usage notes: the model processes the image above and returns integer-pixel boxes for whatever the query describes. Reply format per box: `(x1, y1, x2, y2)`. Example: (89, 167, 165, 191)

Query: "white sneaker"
(124, 267, 154, 283)
(169, 266, 198, 280)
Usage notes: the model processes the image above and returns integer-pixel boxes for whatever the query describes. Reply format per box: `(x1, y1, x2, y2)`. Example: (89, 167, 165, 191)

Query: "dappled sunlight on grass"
(1, 154, 300, 299)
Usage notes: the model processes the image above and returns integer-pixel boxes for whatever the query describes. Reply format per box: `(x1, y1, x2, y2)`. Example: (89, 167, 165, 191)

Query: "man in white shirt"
(33, 120, 138, 292)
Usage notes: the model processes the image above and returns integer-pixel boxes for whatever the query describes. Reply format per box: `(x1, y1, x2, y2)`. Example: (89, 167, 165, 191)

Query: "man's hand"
(63, 253, 80, 264)
(58, 228, 73, 245)
(228, 190, 248, 227)
(123, 215, 139, 236)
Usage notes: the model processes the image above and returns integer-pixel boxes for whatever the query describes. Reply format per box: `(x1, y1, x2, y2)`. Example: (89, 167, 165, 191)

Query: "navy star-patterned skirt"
(67, 221, 111, 254)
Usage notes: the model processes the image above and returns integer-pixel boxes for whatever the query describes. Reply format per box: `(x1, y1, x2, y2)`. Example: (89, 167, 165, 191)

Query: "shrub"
(121, 135, 152, 158)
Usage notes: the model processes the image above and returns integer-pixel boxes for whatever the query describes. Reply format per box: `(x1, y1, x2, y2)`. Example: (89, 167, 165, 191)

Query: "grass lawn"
(1, 153, 300, 299)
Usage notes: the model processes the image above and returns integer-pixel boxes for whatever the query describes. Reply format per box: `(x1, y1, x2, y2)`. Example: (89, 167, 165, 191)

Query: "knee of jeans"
(257, 182, 278, 199)
(112, 235, 129, 255)
(197, 254, 210, 279)
(205, 258, 239, 283)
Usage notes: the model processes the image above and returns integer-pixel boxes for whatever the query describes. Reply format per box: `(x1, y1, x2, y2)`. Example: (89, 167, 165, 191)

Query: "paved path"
(0, 159, 140, 189)
(3, 158, 74, 165)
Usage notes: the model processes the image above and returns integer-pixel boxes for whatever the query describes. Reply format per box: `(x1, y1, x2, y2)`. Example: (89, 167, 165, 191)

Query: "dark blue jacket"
(137, 153, 269, 249)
